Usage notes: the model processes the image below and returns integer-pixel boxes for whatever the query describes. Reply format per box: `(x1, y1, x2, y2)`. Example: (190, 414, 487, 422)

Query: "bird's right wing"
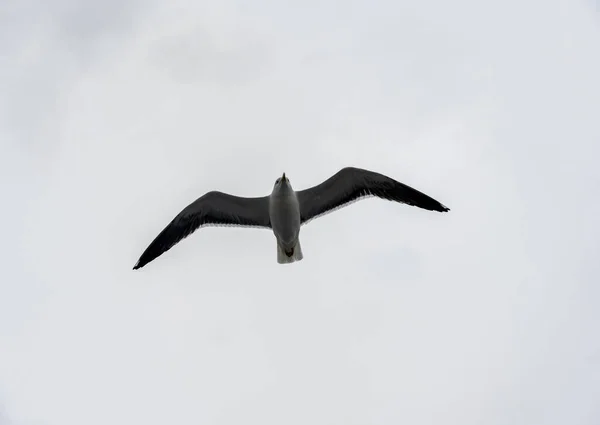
(133, 191, 271, 270)
(296, 167, 450, 225)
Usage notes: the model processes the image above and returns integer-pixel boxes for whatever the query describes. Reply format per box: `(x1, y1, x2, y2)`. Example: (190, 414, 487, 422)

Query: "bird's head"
(273, 172, 292, 192)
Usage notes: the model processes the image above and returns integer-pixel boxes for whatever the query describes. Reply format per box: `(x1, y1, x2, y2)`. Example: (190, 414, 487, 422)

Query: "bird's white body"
(269, 174, 303, 264)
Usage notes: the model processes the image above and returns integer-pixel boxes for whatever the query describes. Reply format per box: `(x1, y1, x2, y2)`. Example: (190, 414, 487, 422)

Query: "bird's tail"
(277, 239, 304, 264)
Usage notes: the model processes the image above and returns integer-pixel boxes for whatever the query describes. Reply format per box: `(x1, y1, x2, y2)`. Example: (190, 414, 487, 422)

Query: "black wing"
(296, 167, 449, 224)
(133, 191, 271, 270)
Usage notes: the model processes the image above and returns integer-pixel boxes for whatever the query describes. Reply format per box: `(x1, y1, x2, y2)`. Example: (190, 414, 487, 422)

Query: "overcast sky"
(2, 0, 599, 424)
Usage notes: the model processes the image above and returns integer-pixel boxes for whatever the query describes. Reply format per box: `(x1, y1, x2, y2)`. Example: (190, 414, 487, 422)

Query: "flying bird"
(133, 166, 449, 269)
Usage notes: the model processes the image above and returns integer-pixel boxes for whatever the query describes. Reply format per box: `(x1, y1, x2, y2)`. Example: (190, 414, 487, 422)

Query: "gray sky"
(1, 0, 599, 424)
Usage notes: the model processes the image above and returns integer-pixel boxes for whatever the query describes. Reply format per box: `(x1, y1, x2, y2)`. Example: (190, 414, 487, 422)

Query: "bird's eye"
(275, 178, 280, 184)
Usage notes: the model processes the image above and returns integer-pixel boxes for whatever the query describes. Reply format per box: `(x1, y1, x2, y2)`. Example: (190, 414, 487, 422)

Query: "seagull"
(133, 166, 449, 269)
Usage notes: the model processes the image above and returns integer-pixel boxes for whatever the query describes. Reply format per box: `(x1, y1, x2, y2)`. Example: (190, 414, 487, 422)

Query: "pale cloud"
(1, 0, 599, 424)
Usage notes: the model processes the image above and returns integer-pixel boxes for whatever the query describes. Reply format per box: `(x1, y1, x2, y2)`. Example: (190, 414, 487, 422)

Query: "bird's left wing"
(133, 191, 271, 270)
(296, 167, 450, 225)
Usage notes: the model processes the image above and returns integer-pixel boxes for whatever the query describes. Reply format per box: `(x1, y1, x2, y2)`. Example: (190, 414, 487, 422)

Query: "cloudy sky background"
(2, 0, 599, 424)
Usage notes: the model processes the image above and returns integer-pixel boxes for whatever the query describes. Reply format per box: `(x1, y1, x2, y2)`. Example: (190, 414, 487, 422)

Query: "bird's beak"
(282, 172, 286, 182)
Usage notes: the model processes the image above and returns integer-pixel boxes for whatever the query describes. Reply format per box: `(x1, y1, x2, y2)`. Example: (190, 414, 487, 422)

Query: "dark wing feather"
(133, 191, 271, 270)
(297, 167, 449, 224)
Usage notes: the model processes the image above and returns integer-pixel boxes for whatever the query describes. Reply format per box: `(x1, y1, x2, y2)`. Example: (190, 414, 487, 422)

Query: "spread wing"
(296, 167, 450, 225)
(133, 191, 271, 270)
